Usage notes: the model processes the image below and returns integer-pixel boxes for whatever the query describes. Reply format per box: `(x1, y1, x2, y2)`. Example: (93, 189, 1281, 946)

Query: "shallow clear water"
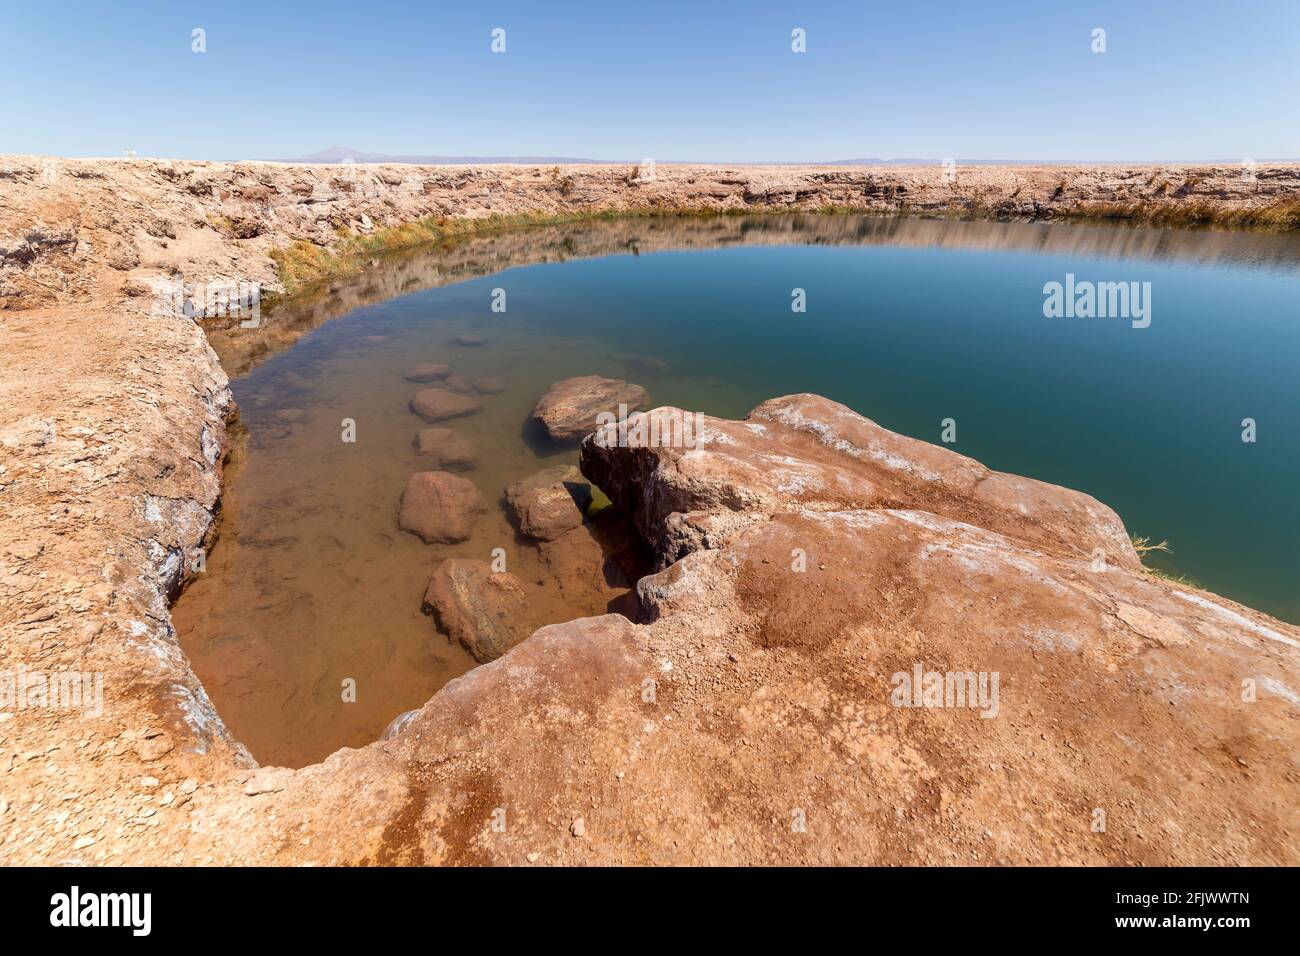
(176, 215, 1300, 767)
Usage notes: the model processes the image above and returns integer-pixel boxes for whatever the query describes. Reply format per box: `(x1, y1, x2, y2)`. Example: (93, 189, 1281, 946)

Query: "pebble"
(570, 817, 586, 838)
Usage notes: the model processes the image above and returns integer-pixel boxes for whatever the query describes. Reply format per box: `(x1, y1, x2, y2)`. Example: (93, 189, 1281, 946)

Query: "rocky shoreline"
(5, 157, 1300, 312)
(1, 159, 1297, 865)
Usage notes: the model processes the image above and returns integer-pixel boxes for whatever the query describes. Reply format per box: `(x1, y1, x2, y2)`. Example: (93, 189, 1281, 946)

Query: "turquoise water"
(180, 215, 1300, 765)
(406, 230, 1300, 622)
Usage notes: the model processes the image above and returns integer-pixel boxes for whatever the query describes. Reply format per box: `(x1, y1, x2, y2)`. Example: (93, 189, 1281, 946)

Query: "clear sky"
(2, 0, 1296, 162)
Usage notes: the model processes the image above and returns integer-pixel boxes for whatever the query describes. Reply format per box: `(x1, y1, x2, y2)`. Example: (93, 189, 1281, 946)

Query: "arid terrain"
(1, 158, 1297, 865)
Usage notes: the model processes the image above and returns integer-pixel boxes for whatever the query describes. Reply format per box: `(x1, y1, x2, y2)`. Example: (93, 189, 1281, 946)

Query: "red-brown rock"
(410, 387, 482, 422)
(397, 471, 485, 543)
(421, 558, 533, 663)
(581, 395, 1139, 571)
(504, 465, 592, 540)
(413, 427, 477, 470)
(533, 375, 649, 442)
(403, 362, 452, 383)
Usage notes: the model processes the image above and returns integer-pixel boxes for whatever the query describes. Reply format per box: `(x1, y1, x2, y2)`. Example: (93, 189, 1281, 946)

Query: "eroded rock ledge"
(164, 399, 1300, 864)
(4, 156, 1299, 313)
(2, 367, 1297, 862)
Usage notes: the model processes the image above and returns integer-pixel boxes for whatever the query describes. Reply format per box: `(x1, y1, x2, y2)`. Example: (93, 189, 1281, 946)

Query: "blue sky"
(2, 0, 1296, 161)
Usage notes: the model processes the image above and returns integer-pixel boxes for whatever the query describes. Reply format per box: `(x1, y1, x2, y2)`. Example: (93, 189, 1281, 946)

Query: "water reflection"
(203, 214, 1300, 377)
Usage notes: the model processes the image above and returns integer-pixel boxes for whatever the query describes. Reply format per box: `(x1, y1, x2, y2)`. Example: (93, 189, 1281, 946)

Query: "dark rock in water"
(532, 375, 649, 442)
(249, 424, 293, 449)
(414, 427, 478, 470)
(624, 354, 672, 375)
(504, 465, 592, 541)
(454, 333, 486, 346)
(403, 362, 452, 383)
(397, 471, 485, 543)
(381, 709, 420, 740)
(473, 376, 508, 395)
(410, 387, 482, 422)
(422, 558, 533, 663)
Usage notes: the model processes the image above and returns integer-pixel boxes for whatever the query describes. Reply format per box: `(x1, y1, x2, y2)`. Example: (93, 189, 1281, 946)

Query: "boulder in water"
(397, 471, 485, 543)
(410, 387, 482, 422)
(422, 558, 533, 663)
(413, 427, 478, 470)
(504, 465, 593, 541)
(533, 375, 649, 442)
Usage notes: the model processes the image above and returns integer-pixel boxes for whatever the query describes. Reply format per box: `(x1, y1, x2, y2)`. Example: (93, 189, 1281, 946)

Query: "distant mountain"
(274, 148, 1295, 167)
(821, 158, 1084, 166)
(285, 146, 605, 165)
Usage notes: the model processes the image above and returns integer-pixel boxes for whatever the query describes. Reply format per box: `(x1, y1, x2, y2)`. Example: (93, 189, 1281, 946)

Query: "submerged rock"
(403, 362, 452, 383)
(422, 558, 533, 663)
(413, 427, 478, 470)
(410, 387, 483, 422)
(624, 354, 672, 375)
(504, 465, 592, 541)
(532, 375, 649, 442)
(455, 333, 486, 346)
(473, 376, 508, 395)
(397, 471, 485, 543)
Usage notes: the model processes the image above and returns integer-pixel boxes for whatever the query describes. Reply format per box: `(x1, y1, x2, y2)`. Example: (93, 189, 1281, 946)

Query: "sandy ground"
(0, 159, 1296, 865)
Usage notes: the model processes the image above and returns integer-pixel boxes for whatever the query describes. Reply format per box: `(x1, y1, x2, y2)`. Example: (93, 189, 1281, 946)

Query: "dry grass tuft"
(1071, 197, 1300, 230)
(1130, 535, 1200, 587)
(1131, 535, 1172, 557)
